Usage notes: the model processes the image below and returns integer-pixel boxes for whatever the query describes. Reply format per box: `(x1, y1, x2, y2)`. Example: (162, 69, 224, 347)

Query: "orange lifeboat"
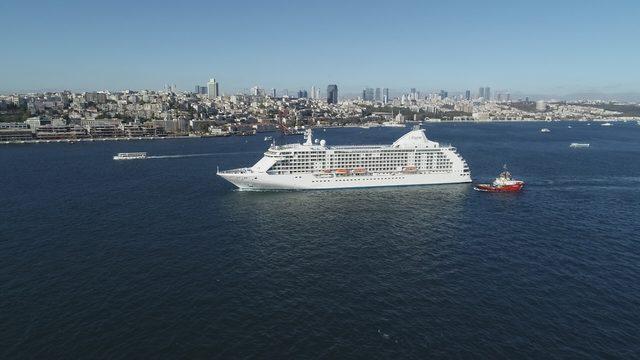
(403, 165, 417, 173)
(335, 169, 349, 175)
(353, 167, 367, 174)
(322, 169, 333, 174)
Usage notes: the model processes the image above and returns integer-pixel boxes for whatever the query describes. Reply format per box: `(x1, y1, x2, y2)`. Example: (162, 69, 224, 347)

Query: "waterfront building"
(0, 122, 33, 141)
(36, 124, 88, 139)
(86, 122, 124, 138)
(327, 85, 338, 104)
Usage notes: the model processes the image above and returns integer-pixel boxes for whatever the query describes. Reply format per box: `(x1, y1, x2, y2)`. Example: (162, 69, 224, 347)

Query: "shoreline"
(0, 135, 205, 145)
(2, 119, 637, 145)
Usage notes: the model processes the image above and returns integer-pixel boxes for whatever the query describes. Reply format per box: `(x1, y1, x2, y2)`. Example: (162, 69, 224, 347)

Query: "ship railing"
(217, 167, 252, 175)
(330, 145, 388, 149)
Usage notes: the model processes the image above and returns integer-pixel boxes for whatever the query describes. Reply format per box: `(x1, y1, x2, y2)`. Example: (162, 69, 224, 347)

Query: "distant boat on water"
(540, 128, 551, 133)
(601, 122, 612, 127)
(113, 152, 147, 160)
(570, 143, 590, 148)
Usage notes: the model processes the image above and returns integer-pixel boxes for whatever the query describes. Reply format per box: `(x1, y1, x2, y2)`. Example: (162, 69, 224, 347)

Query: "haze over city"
(2, 0, 640, 99)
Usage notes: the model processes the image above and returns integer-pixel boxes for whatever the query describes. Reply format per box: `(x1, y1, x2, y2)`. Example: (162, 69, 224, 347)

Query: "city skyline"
(1, 0, 640, 98)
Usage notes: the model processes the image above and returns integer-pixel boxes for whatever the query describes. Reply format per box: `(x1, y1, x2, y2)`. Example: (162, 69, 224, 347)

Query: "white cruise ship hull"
(218, 127, 472, 191)
(218, 171, 471, 191)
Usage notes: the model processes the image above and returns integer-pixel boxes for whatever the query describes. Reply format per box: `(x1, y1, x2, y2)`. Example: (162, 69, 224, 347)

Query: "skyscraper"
(485, 87, 491, 101)
(327, 85, 338, 104)
(207, 78, 219, 98)
(478, 87, 485, 99)
(465, 90, 471, 100)
(439, 90, 448, 99)
(383, 88, 389, 103)
(375, 88, 381, 101)
(311, 86, 317, 99)
(362, 88, 374, 101)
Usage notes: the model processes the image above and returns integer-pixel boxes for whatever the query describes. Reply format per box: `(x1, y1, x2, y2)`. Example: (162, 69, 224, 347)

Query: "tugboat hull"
(474, 182, 524, 192)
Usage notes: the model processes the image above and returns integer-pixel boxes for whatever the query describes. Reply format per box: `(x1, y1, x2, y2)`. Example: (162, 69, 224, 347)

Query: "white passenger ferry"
(217, 126, 471, 190)
(113, 152, 147, 160)
(570, 143, 590, 148)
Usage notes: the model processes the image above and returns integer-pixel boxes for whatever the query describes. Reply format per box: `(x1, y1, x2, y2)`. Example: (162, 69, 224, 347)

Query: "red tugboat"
(474, 165, 524, 193)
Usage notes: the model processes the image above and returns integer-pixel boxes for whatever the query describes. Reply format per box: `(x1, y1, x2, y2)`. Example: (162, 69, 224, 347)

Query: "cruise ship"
(217, 126, 471, 190)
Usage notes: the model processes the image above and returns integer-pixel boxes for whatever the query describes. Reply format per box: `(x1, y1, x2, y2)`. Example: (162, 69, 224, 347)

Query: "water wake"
(146, 151, 259, 159)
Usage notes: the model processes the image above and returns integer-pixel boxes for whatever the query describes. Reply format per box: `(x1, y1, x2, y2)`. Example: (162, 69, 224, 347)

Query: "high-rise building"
(362, 87, 374, 101)
(485, 87, 491, 101)
(439, 90, 448, 99)
(478, 87, 485, 99)
(465, 90, 471, 100)
(506, 93, 511, 101)
(251, 86, 261, 96)
(383, 88, 389, 103)
(271, 88, 276, 97)
(375, 88, 381, 101)
(207, 78, 219, 98)
(311, 86, 317, 99)
(297, 90, 308, 98)
(327, 85, 338, 104)
(195, 85, 201, 94)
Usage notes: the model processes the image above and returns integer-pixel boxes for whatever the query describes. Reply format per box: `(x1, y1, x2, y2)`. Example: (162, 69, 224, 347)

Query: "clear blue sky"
(1, 0, 639, 96)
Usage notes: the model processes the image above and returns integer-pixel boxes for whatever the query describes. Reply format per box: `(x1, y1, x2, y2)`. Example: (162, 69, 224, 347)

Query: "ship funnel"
(304, 129, 313, 145)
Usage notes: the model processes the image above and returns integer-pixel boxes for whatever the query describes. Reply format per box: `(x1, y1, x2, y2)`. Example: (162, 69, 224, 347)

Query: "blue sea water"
(1, 122, 639, 358)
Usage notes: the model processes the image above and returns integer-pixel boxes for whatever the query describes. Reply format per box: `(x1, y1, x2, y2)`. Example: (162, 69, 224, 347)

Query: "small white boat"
(567, 125, 572, 129)
(601, 122, 612, 127)
(264, 136, 273, 141)
(570, 143, 590, 148)
(540, 128, 551, 133)
(113, 152, 147, 160)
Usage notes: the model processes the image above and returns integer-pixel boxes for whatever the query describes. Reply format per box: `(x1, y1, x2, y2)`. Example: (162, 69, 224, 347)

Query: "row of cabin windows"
(311, 176, 407, 183)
